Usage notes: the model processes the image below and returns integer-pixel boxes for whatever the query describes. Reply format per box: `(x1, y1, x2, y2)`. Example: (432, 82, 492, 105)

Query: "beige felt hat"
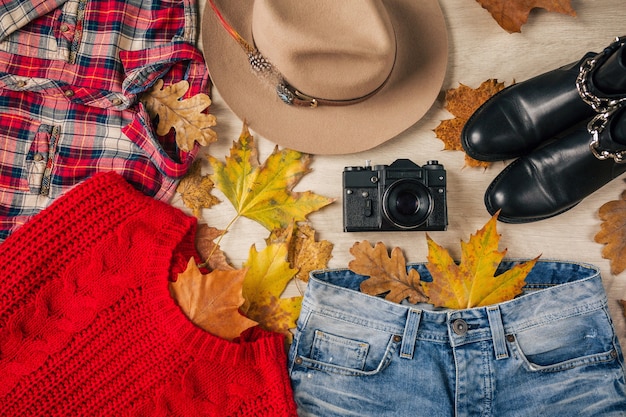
(202, 0, 448, 155)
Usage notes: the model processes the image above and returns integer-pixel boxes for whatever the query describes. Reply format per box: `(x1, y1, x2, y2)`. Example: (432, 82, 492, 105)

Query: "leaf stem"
(198, 214, 240, 269)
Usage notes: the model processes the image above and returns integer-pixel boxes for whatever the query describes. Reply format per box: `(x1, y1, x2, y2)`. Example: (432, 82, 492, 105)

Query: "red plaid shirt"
(0, 0, 208, 240)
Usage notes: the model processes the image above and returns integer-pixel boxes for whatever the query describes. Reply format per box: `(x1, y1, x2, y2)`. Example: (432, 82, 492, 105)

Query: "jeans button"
(452, 319, 468, 335)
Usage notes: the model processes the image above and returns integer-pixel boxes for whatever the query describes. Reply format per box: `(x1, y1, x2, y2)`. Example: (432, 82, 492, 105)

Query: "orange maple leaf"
(475, 0, 576, 33)
(434, 79, 508, 169)
(170, 258, 258, 340)
(421, 212, 539, 309)
(349, 240, 428, 304)
(595, 190, 626, 275)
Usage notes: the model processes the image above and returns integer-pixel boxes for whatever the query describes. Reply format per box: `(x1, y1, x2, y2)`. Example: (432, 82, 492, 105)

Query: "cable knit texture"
(0, 172, 298, 417)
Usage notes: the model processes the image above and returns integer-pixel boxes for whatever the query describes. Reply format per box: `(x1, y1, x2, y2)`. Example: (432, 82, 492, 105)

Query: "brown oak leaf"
(434, 79, 508, 168)
(170, 258, 258, 340)
(141, 79, 217, 152)
(195, 223, 233, 271)
(595, 190, 626, 275)
(349, 240, 428, 304)
(177, 159, 220, 218)
(476, 0, 576, 33)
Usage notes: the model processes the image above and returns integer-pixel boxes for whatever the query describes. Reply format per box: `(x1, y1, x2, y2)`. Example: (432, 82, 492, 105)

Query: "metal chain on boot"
(576, 36, 626, 163)
(576, 36, 626, 112)
(588, 107, 626, 163)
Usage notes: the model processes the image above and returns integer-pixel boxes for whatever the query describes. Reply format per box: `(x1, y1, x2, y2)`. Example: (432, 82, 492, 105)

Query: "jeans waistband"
(305, 260, 607, 356)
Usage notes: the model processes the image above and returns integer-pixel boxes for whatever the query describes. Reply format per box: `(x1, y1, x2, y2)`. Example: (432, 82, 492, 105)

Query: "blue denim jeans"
(288, 260, 626, 416)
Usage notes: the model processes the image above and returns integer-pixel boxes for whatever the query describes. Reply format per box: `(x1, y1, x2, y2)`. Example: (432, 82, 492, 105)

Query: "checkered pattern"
(0, 0, 209, 241)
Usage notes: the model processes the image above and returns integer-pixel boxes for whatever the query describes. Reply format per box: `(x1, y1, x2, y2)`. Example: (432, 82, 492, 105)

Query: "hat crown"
(252, 0, 396, 101)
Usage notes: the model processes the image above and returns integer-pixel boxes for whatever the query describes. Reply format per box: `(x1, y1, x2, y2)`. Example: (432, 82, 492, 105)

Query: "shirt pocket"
(0, 113, 55, 193)
(510, 306, 620, 373)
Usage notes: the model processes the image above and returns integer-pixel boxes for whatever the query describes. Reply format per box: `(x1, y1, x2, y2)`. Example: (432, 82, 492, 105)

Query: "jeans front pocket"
(512, 306, 620, 372)
(290, 309, 401, 377)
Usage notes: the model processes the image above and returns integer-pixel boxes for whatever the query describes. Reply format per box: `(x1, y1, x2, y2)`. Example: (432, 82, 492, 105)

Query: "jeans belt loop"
(487, 305, 509, 360)
(400, 309, 422, 359)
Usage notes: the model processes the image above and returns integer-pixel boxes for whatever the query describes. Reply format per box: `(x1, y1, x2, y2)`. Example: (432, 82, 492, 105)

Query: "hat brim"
(202, 0, 448, 155)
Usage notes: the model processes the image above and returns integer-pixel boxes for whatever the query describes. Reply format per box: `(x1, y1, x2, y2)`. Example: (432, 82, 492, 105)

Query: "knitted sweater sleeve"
(0, 172, 297, 417)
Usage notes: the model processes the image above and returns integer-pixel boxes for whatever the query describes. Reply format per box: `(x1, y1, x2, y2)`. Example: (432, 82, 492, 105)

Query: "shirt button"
(16, 80, 27, 88)
(60, 24, 70, 32)
(452, 319, 468, 335)
(64, 89, 74, 97)
(111, 97, 123, 106)
(33, 153, 44, 162)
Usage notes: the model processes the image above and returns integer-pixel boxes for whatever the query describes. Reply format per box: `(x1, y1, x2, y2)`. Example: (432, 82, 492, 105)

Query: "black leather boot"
(462, 37, 626, 162)
(484, 106, 626, 223)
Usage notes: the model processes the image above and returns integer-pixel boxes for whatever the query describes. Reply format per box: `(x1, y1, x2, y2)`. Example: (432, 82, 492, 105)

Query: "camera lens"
(382, 179, 432, 229)
(395, 191, 419, 216)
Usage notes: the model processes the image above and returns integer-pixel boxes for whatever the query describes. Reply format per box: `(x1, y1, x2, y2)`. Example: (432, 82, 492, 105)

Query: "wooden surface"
(182, 0, 626, 347)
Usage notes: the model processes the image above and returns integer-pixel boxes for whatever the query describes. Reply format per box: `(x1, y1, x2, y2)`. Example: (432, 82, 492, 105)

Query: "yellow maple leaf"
(242, 239, 302, 338)
(170, 258, 258, 341)
(141, 79, 217, 152)
(434, 79, 508, 169)
(594, 190, 626, 275)
(421, 212, 539, 309)
(176, 159, 220, 218)
(349, 240, 428, 304)
(267, 222, 334, 282)
(207, 123, 335, 231)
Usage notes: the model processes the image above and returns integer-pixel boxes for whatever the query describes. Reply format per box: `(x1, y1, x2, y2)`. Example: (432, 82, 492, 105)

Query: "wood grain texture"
(182, 0, 626, 345)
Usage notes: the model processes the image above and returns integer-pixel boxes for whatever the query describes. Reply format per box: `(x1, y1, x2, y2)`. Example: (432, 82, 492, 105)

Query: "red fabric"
(0, 172, 298, 417)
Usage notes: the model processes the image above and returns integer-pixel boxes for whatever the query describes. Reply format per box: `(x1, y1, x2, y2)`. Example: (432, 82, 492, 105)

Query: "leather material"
(485, 107, 626, 223)
(461, 53, 596, 162)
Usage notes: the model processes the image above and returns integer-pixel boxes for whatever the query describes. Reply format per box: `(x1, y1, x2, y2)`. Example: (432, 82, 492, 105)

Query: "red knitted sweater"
(0, 172, 298, 417)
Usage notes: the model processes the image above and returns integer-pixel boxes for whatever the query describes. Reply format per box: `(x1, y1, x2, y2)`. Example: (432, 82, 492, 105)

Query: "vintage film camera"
(343, 159, 447, 232)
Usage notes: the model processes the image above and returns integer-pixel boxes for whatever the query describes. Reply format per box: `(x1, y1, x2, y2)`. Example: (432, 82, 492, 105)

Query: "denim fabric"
(289, 260, 626, 416)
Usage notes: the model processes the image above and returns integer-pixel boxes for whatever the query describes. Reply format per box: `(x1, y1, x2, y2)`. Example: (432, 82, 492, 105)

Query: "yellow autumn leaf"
(421, 212, 539, 309)
(170, 258, 258, 341)
(207, 123, 335, 231)
(242, 239, 302, 337)
(267, 222, 334, 282)
(141, 79, 217, 151)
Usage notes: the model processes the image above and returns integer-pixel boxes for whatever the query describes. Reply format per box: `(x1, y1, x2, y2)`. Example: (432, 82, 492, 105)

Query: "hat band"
(208, 0, 394, 108)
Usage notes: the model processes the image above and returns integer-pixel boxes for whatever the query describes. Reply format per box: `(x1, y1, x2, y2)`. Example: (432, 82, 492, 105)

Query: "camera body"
(343, 159, 447, 232)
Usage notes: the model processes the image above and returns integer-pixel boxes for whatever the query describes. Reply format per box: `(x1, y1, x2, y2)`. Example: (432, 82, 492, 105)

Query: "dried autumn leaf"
(170, 258, 258, 340)
(242, 239, 302, 337)
(421, 212, 539, 309)
(195, 223, 233, 271)
(208, 123, 335, 231)
(594, 190, 626, 275)
(177, 159, 220, 218)
(620, 300, 626, 318)
(476, 0, 576, 33)
(349, 240, 428, 304)
(268, 222, 334, 282)
(141, 79, 217, 151)
(434, 79, 508, 169)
